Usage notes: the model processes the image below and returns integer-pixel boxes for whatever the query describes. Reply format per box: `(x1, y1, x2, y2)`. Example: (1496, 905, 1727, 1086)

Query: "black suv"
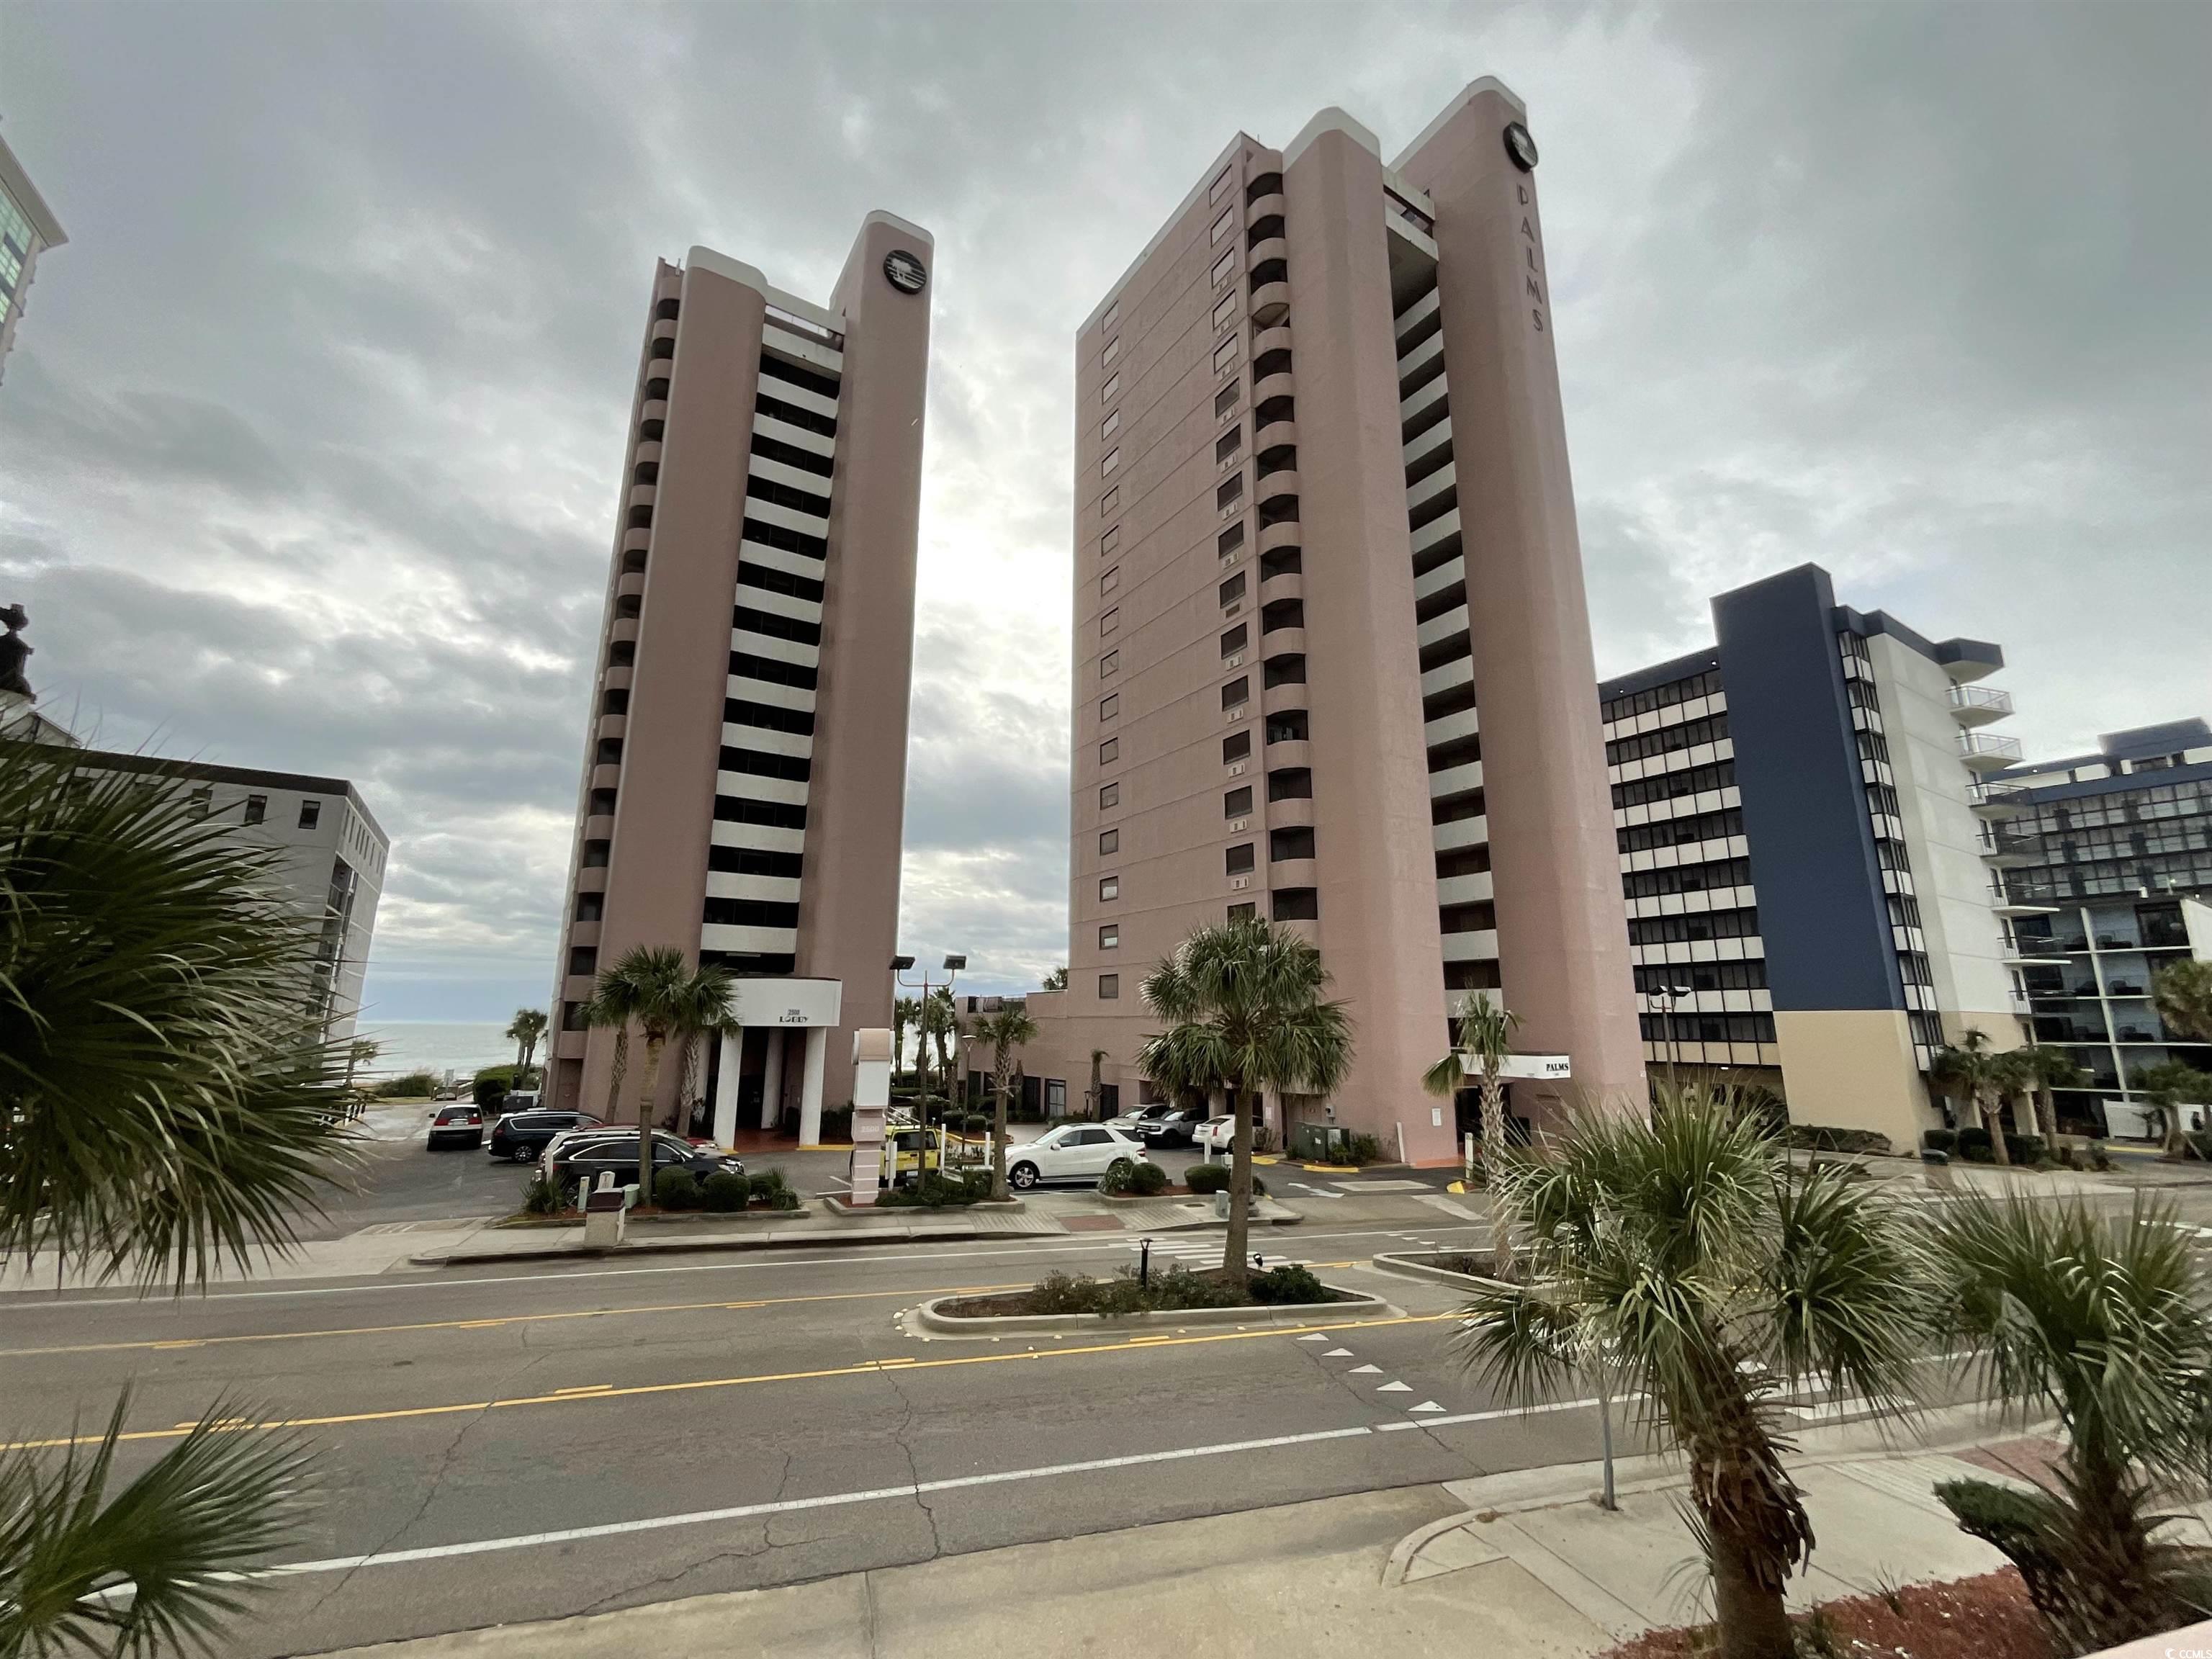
(548, 1130, 745, 1199)
(487, 1110, 603, 1164)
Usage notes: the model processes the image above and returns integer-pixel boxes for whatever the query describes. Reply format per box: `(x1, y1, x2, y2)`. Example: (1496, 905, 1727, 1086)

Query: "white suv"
(1004, 1125, 1148, 1190)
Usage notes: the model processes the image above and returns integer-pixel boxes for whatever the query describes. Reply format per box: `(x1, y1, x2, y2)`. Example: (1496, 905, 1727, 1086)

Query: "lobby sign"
(726, 976, 843, 1029)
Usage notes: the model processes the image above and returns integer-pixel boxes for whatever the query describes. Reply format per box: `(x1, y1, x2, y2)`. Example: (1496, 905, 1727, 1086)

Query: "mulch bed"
(935, 1267, 1352, 1318)
(1600, 1569, 2049, 1659)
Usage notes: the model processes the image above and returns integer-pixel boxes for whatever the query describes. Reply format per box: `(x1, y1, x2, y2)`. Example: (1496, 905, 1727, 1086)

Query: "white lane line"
(239, 1423, 1385, 1578)
(1372, 1396, 1601, 1433)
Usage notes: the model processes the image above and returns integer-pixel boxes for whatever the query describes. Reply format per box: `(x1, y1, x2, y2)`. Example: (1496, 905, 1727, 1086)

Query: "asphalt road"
(1, 1218, 1647, 1657)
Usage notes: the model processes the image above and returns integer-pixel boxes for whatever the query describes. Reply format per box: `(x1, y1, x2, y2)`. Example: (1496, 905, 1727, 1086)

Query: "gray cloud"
(4, 3, 2204, 1017)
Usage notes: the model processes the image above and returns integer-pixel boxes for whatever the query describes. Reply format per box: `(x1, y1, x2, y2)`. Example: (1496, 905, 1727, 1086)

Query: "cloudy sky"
(2, 4, 2206, 1022)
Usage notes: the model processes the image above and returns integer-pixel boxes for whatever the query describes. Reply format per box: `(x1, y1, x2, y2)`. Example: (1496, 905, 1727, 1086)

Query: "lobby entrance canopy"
(709, 977, 844, 1148)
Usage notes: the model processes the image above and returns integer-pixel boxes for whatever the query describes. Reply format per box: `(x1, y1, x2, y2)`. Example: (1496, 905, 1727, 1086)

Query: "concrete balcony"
(574, 866, 608, 894)
(617, 571, 645, 601)
(1398, 329, 1445, 394)
(1253, 325, 1294, 359)
(1254, 415, 1298, 454)
(1958, 730, 2024, 771)
(1261, 680, 1309, 719)
(1417, 603, 1469, 652)
(1425, 704, 1479, 747)
(650, 318, 678, 349)
(1988, 885, 2059, 917)
(589, 765, 621, 793)
(1261, 629, 1307, 661)
(583, 813, 616, 842)
(568, 920, 601, 949)
(1442, 928, 1501, 963)
(1246, 235, 1287, 271)
(1429, 760, 1485, 800)
(1401, 375, 1449, 434)
(609, 618, 639, 647)
(1253, 371, 1295, 407)
(1269, 856, 1318, 889)
(602, 665, 632, 691)
(1262, 738, 1311, 772)
(1267, 795, 1316, 830)
(595, 714, 627, 744)
(639, 398, 668, 431)
(1411, 507, 1462, 566)
(1259, 567, 1302, 608)
(621, 527, 652, 557)
(1245, 192, 1286, 228)
(1421, 654, 1474, 701)
(1257, 520, 1301, 555)
(1254, 470, 1300, 511)
(1966, 781, 2028, 818)
(554, 1030, 588, 1061)
(1433, 814, 1488, 853)
(1413, 554, 1465, 608)
(1395, 287, 1440, 345)
(632, 439, 663, 469)
(1948, 683, 2015, 727)
(627, 482, 657, 514)
(563, 975, 598, 1004)
(1437, 871, 1493, 907)
(1977, 826, 2037, 866)
(1250, 281, 1290, 327)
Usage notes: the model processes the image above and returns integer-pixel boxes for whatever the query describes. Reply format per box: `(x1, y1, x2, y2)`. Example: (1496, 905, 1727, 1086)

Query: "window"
(1270, 824, 1315, 860)
(1100, 693, 1120, 721)
(1100, 973, 1121, 999)
(1220, 624, 1247, 656)
(1215, 426, 1241, 464)
(1211, 249, 1236, 288)
(1102, 650, 1120, 678)
(187, 786, 212, 819)
(1102, 410, 1121, 441)
(1218, 522, 1245, 557)
(1218, 477, 1244, 513)
(1102, 336, 1121, 369)
(1102, 372, 1120, 404)
(1102, 565, 1120, 595)
(1212, 335, 1240, 374)
(1224, 785, 1254, 817)
(1102, 485, 1119, 515)
(298, 800, 321, 830)
(1102, 524, 1120, 556)
(1228, 902, 1256, 921)
(1100, 606, 1120, 637)
(1100, 737, 1119, 764)
(1208, 166, 1234, 204)
(1100, 876, 1120, 902)
(1212, 290, 1236, 330)
(1272, 888, 1319, 922)
(1100, 783, 1120, 809)
(1101, 447, 1120, 477)
(1099, 829, 1119, 855)
(1100, 924, 1120, 948)
(1215, 381, 1239, 416)
(1210, 206, 1235, 243)
(1267, 767, 1313, 801)
(1220, 675, 1249, 709)
(1220, 572, 1246, 607)
(1223, 730, 1251, 763)
(1226, 843, 1255, 875)
(1101, 301, 1120, 335)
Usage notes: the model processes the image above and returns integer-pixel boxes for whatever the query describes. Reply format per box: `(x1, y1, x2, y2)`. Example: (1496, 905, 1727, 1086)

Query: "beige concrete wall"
(1395, 84, 1646, 1115)
(1773, 1009, 1929, 1152)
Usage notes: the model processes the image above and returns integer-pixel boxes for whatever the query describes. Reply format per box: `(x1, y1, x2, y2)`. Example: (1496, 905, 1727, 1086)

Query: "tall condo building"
(546, 221, 932, 1143)
(1012, 79, 1643, 1157)
(0, 127, 67, 387)
(1599, 563, 2027, 1150)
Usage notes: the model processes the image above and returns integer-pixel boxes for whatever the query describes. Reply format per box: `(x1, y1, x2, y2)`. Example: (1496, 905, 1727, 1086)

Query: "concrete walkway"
(300, 1406, 2070, 1658)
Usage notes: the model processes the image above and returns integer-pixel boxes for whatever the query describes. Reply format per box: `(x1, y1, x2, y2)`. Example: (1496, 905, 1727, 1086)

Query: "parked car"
(424, 1104, 485, 1151)
(1140, 1106, 1209, 1148)
(546, 1129, 745, 1199)
(1105, 1103, 1173, 1133)
(1192, 1115, 1237, 1154)
(1004, 1125, 1148, 1191)
(487, 1109, 602, 1164)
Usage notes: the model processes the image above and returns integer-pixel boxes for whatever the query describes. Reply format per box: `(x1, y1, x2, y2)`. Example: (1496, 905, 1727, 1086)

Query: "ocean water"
(356, 1021, 518, 1084)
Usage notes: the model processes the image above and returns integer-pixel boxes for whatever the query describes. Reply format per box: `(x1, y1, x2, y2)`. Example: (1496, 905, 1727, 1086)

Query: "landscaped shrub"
(471, 1075, 508, 1111)
(1248, 1264, 1328, 1305)
(652, 1168, 700, 1211)
(521, 1169, 565, 1215)
(1956, 1126, 1995, 1162)
(374, 1071, 442, 1100)
(746, 1166, 788, 1198)
(1344, 1133, 1385, 1166)
(1021, 1267, 1242, 1316)
(2006, 1133, 2047, 1166)
(1100, 1159, 1169, 1196)
(2087, 1141, 2113, 1172)
(1185, 1162, 1230, 1195)
(963, 1112, 991, 1136)
(701, 1170, 749, 1213)
(1786, 1125, 1893, 1156)
(881, 1168, 992, 1208)
(1923, 1129, 1958, 1155)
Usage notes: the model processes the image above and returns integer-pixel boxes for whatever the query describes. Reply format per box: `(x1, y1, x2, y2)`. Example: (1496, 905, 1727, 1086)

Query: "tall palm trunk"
(632, 1033, 668, 1203)
(1981, 1087, 2012, 1165)
(1223, 1079, 1255, 1290)
(2034, 1082, 2058, 1144)
(1478, 1069, 1514, 1280)
(1689, 1384, 1812, 1659)
(991, 1060, 1012, 1200)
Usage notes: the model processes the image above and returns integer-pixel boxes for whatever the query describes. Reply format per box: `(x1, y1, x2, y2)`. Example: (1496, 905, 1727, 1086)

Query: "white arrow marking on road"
(1348, 1363, 1381, 1375)
(1409, 1401, 1444, 1413)
(1295, 1334, 1328, 1343)
(1322, 1348, 1354, 1358)
(1376, 1381, 1412, 1393)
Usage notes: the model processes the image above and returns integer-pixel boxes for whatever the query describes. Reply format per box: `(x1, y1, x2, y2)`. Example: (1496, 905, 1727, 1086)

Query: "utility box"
(583, 1182, 629, 1249)
(1290, 1123, 1346, 1162)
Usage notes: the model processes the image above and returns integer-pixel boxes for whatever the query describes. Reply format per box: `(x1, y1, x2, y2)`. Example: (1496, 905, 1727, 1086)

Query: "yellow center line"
(0, 1310, 1457, 1452)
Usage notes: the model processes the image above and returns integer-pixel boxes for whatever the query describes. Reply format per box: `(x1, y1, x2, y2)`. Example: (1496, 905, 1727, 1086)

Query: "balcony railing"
(1958, 730, 2024, 770)
(1947, 683, 2015, 726)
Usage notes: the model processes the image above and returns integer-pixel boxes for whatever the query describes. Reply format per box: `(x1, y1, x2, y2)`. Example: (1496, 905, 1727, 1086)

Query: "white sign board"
(725, 976, 843, 1029)
(1491, 1052, 1572, 1081)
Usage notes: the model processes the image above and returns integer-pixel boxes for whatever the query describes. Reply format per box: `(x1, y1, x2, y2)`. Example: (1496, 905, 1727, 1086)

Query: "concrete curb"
(1367, 1251, 1511, 1292)
(912, 1287, 1391, 1336)
(410, 1223, 1046, 1267)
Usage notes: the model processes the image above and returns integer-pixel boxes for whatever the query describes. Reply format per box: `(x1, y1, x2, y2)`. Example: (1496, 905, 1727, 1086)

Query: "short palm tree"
(503, 1007, 548, 1087)
(1458, 1086, 1923, 1659)
(971, 1005, 1040, 1199)
(2015, 1043, 2087, 1143)
(1929, 1027, 2019, 1164)
(1, 743, 344, 1650)
(1138, 917, 1353, 1287)
(892, 996, 921, 1084)
(917, 986, 959, 1132)
(582, 947, 732, 1200)
(1424, 994, 1522, 1277)
(2152, 958, 2212, 1044)
(1925, 1193, 2212, 1655)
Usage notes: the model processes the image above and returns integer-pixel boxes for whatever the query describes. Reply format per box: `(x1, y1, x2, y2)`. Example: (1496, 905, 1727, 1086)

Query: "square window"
(1102, 336, 1121, 369)
(1100, 876, 1120, 902)
(1210, 206, 1235, 244)
(1100, 737, 1118, 764)
(1100, 924, 1120, 949)
(1220, 675, 1249, 711)
(1223, 731, 1251, 763)
(1212, 334, 1239, 374)
(1102, 372, 1120, 404)
(1211, 250, 1236, 288)
(1208, 166, 1234, 204)
(1212, 290, 1236, 330)
(1100, 693, 1119, 721)
(1100, 606, 1119, 637)
(1224, 785, 1253, 817)
(299, 799, 322, 830)
(1214, 381, 1238, 416)
(1102, 301, 1120, 335)
(1219, 572, 1246, 606)
(1220, 623, 1247, 656)
(1100, 973, 1120, 999)
(1215, 426, 1241, 464)
(1217, 522, 1245, 556)
(1226, 842, 1255, 875)
(1099, 828, 1119, 855)
(1101, 446, 1120, 477)
(1102, 485, 1120, 515)
(1216, 473, 1242, 509)
(1102, 410, 1121, 441)
(1102, 565, 1120, 595)
(1100, 783, 1120, 809)
(1228, 902, 1256, 921)
(1101, 649, 1120, 678)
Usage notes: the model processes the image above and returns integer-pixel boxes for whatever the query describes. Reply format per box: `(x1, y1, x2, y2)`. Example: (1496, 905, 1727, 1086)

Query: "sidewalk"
(301, 1405, 2068, 1659)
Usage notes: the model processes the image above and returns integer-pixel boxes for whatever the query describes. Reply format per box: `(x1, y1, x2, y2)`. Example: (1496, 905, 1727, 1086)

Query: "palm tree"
(2152, 958, 2212, 1044)
(2015, 1043, 2087, 1144)
(1925, 1193, 2212, 1655)
(582, 947, 732, 1201)
(1, 743, 343, 1649)
(971, 1005, 1040, 1200)
(1929, 1027, 2018, 1165)
(1086, 1048, 1108, 1120)
(1040, 965, 1069, 991)
(503, 1007, 548, 1087)
(1137, 917, 1353, 1287)
(892, 995, 921, 1084)
(1459, 1087, 1923, 1659)
(1423, 994, 1522, 1278)
(917, 986, 959, 1126)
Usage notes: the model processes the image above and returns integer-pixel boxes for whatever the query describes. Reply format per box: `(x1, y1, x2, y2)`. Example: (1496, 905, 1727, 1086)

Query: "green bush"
(1100, 1159, 1169, 1196)
(701, 1170, 749, 1213)
(2087, 1140, 2113, 1172)
(770, 1189, 801, 1210)
(473, 1063, 542, 1090)
(1786, 1125, 1893, 1156)
(374, 1071, 441, 1099)
(880, 1168, 992, 1208)
(1184, 1162, 1230, 1195)
(1922, 1128, 1957, 1155)
(1025, 1266, 1241, 1315)
(963, 1112, 991, 1136)
(2007, 1133, 2047, 1166)
(1344, 1132, 1385, 1166)
(471, 1075, 508, 1110)
(746, 1166, 788, 1199)
(520, 1169, 565, 1215)
(1249, 1264, 1328, 1305)
(652, 1168, 700, 1211)
(1956, 1126, 1995, 1162)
